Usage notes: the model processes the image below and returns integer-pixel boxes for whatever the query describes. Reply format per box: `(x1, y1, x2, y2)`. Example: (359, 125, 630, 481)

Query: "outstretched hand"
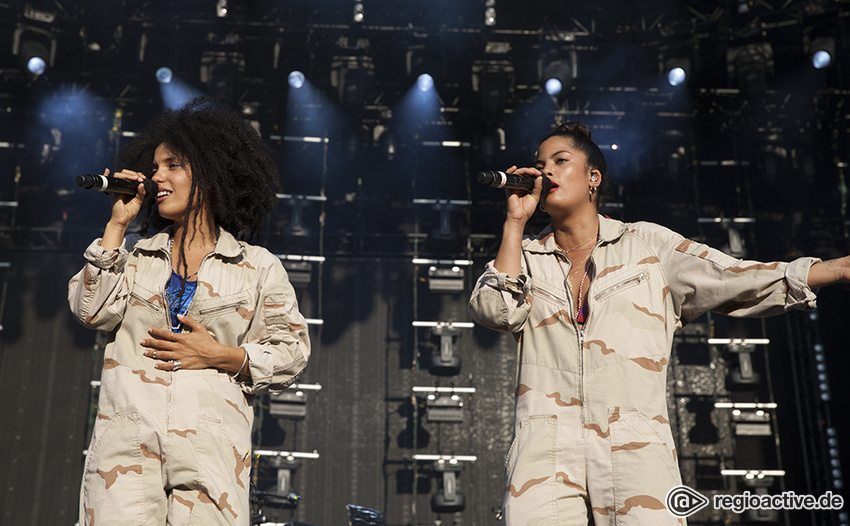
(142, 314, 225, 371)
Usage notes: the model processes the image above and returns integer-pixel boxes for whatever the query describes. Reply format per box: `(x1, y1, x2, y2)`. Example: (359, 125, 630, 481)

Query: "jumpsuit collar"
(135, 226, 244, 259)
(523, 214, 628, 255)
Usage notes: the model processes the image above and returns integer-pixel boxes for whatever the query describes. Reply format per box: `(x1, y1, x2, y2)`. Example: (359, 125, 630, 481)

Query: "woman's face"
(151, 143, 195, 223)
(534, 136, 598, 214)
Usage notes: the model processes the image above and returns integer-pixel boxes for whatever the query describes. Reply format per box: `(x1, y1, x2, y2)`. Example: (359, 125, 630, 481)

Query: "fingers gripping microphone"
(76, 174, 155, 199)
(477, 171, 552, 194)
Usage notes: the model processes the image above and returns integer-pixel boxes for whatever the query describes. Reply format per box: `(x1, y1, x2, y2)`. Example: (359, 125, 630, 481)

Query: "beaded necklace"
(564, 235, 597, 325)
(164, 228, 219, 332)
(574, 258, 591, 324)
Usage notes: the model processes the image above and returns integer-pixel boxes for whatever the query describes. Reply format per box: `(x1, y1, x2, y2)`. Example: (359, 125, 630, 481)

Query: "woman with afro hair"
(69, 97, 311, 525)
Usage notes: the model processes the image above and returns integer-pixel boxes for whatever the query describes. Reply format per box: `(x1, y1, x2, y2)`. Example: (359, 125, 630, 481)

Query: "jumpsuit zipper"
(561, 249, 589, 428)
(574, 242, 601, 429)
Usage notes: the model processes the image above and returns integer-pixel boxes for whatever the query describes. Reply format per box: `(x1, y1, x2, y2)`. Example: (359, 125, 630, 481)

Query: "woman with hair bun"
(469, 121, 848, 525)
(69, 97, 311, 525)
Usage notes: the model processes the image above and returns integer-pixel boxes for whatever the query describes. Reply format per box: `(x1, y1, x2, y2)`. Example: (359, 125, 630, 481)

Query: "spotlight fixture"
(376, 126, 400, 162)
(427, 265, 465, 293)
(406, 45, 442, 92)
(484, 0, 496, 27)
(412, 320, 474, 376)
(155, 67, 173, 84)
(430, 460, 466, 513)
(288, 70, 305, 89)
(12, 25, 55, 77)
(24, 47, 47, 75)
(216, 0, 228, 17)
(661, 58, 691, 87)
(539, 49, 575, 97)
(417, 73, 434, 92)
(425, 394, 464, 423)
(353, 2, 364, 23)
(809, 36, 836, 70)
(269, 390, 307, 419)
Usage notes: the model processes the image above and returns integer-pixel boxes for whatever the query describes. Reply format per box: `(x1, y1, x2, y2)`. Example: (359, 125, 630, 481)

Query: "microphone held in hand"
(477, 170, 552, 194)
(76, 174, 155, 199)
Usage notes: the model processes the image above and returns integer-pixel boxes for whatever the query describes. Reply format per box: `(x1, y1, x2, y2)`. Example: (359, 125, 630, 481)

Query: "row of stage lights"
(663, 36, 838, 88)
(144, 48, 837, 99)
(156, 65, 439, 95)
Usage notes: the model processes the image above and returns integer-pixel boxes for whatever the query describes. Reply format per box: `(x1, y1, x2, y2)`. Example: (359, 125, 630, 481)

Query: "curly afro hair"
(119, 97, 280, 243)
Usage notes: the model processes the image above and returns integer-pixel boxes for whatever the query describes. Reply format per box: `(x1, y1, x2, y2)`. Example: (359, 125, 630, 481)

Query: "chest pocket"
(190, 291, 254, 346)
(594, 266, 650, 303)
(529, 276, 569, 327)
(129, 283, 164, 313)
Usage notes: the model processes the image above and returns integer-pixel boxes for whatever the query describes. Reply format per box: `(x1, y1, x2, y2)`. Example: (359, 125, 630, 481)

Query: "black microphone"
(76, 174, 155, 199)
(477, 170, 552, 194)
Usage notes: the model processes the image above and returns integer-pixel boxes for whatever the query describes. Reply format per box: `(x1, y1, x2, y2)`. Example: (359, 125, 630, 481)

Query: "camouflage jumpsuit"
(68, 228, 311, 525)
(468, 216, 818, 526)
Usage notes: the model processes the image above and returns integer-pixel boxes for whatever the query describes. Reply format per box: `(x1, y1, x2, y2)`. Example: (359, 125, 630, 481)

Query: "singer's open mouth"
(549, 182, 559, 192)
(156, 190, 172, 199)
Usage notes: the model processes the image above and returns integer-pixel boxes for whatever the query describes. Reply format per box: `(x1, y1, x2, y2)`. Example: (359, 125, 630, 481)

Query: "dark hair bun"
(553, 121, 593, 142)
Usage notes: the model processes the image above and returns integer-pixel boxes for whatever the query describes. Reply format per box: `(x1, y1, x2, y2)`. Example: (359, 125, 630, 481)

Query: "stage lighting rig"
(353, 2, 365, 23)
(407, 45, 443, 92)
(216, 0, 228, 17)
(727, 43, 774, 100)
(200, 51, 245, 101)
(662, 58, 691, 87)
(330, 55, 375, 110)
(375, 125, 400, 162)
(12, 25, 55, 77)
(472, 59, 515, 114)
(809, 36, 836, 70)
(155, 67, 173, 84)
(412, 320, 474, 375)
(475, 127, 506, 166)
(432, 459, 465, 512)
(539, 49, 575, 97)
(288, 70, 305, 89)
(710, 338, 769, 391)
(484, 0, 496, 27)
(425, 264, 465, 293)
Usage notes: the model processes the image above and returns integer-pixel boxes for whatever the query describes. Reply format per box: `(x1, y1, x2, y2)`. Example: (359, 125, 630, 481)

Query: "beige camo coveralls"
(468, 215, 818, 526)
(68, 228, 311, 525)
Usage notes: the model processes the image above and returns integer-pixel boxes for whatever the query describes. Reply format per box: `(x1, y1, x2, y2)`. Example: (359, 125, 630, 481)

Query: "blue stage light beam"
(158, 73, 204, 110)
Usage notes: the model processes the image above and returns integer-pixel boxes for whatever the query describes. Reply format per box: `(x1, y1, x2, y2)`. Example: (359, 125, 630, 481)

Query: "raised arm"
(493, 166, 544, 277)
(807, 256, 850, 288)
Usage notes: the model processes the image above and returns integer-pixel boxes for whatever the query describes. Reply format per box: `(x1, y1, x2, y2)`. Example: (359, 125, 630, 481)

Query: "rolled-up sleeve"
(784, 256, 819, 310)
(468, 261, 532, 333)
(68, 238, 134, 330)
(660, 230, 820, 323)
(240, 255, 310, 394)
